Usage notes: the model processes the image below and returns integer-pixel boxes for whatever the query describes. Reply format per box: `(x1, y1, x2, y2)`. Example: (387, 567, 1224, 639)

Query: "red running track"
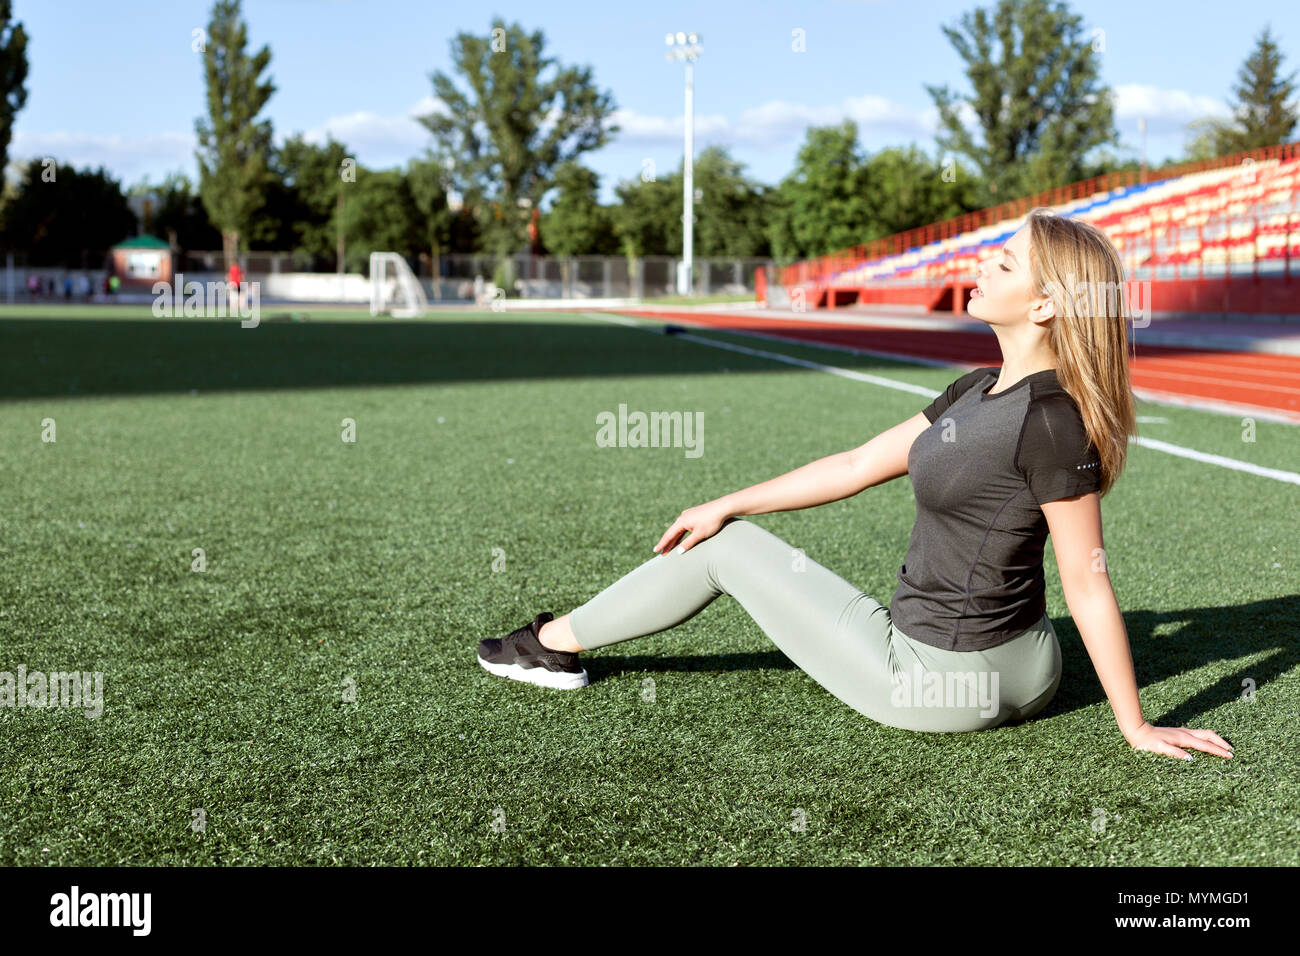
(598, 307, 1300, 423)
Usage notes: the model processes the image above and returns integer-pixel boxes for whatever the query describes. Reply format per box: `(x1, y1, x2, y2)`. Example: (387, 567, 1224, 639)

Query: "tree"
(252, 134, 351, 269)
(539, 161, 617, 254)
(194, 0, 276, 271)
(406, 155, 454, 283)
(0, 0, 27, 196)
(926, 0, 1116, 203)
(860, 145, 983, 238)
(764, 126, 983, 262)
(129, 173, 222, 253)
(536, 160, 617, 293)
(765, 122, 875, 262)
(611, 173, 678, 259)
(2, 162, 135, 267)
(1184, 25, 1298, 160)
(335, 167, 421, 275)
(611, 148, 769, 259)
(689, 147, 770, 257)
(416, 17, 619, 265)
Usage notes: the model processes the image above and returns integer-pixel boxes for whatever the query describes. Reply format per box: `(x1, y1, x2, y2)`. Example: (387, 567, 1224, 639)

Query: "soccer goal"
(369, 252, 429, 317)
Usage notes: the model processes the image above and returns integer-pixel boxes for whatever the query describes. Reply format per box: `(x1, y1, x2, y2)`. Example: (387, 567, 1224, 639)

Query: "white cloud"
(1113, 83, 1229, 132)
(300, 96, 442, 165)
(609, 92, 933, 149)
(9, 130, 196, 185)
(7, 96, 446, 187)
(607, 106, 730, 141)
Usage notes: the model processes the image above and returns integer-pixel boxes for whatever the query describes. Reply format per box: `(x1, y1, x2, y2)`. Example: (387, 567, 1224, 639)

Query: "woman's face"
(968, 223, 1047, 325)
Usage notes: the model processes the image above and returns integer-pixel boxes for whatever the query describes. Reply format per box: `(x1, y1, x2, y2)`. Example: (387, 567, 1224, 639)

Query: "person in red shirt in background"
(227, 260, 244, 312)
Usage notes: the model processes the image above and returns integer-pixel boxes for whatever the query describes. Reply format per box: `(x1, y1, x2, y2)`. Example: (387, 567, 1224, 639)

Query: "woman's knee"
(700, 515, 754, 547)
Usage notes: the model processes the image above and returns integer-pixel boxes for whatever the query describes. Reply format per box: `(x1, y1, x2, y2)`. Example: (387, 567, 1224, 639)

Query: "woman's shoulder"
(1017, 379, 1097, 464)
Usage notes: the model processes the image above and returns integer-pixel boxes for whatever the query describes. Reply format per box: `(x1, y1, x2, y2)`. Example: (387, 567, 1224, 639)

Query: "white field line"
(1127, 437, 1300, 486)
(593, 312, 1300, 486)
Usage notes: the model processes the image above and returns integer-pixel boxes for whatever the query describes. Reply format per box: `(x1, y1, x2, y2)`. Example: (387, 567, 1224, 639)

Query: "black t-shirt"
(889, 365, 1103, 651)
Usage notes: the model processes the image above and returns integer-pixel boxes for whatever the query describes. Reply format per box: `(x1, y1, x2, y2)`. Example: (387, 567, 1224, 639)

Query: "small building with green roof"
(110, 235, 173, 290)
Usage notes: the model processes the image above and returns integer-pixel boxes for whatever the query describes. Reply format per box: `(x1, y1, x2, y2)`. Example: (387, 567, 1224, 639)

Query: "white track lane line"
(593, 312, 1300, 485)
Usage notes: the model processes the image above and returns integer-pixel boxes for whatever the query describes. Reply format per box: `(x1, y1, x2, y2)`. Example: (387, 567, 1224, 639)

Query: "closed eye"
(999, 264, 1010, 272)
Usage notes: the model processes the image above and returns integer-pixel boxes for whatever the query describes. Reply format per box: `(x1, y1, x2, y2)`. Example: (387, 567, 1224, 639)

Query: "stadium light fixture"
(665, 31, 702, 295)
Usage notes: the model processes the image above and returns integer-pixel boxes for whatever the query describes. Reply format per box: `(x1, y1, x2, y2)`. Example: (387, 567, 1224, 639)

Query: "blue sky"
(8, 0, 1296, 206)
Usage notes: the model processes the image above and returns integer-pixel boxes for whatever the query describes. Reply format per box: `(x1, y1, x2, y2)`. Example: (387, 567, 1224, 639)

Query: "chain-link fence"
(171, 251, 774, 300)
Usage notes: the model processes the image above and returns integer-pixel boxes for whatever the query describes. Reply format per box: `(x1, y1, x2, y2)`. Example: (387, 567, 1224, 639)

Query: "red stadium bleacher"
(775, 140, 1300, 317)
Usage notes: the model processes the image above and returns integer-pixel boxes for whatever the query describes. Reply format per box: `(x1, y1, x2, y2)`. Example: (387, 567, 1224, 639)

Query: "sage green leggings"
(568, 516, 1062, 733)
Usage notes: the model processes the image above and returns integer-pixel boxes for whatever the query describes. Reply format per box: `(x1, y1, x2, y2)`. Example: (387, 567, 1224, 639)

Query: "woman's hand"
(1123, 720, 1234, 761)
(653, 501, 734, 555)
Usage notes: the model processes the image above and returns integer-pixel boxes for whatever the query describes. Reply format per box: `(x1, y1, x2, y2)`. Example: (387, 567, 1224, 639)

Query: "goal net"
(369, 252, 429, 317)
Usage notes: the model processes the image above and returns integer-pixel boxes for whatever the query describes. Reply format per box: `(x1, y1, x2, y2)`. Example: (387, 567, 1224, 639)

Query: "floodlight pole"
(667, 32, 702, 296)
(683, 58, 694, 296)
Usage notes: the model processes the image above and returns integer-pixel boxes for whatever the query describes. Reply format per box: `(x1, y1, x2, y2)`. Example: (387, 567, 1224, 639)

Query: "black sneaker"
(477, 611, 590, 690)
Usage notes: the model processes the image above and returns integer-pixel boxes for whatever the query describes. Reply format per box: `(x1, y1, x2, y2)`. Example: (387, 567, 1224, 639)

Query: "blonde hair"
(1024, 206, 1136, 498)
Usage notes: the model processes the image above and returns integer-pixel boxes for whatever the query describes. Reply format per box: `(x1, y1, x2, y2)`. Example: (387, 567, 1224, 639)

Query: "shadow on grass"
(0, 313, 1262, 400)
(0, 316, 921, 400)
(1048, 594, 1300, 736)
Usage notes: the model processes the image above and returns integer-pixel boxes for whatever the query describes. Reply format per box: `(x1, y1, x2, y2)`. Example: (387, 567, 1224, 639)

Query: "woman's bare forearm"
(1068, 584, 1146, 738)
(715, 451, 862, 517)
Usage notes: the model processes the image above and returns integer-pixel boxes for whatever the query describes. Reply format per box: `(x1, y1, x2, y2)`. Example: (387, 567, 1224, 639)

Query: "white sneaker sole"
(477, 654, 590, 690)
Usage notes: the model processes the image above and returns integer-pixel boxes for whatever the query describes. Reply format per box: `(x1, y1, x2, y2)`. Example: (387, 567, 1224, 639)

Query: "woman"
(477, 207, 1234, 763)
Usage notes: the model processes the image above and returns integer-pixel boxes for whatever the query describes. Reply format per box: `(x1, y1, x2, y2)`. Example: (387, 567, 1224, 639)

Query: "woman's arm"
(1042, 493, 1234, 760)
(656, 412, 931, 554)
(719, 411, 931, 517)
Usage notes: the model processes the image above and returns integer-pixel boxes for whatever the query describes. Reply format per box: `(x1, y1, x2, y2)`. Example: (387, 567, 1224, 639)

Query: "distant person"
(79, 274, 92, 300)
(63, 276, 72, 300)
(108, 274, 120, 296)
(26, 274, 39, 299)
(228, 261, 244, 311)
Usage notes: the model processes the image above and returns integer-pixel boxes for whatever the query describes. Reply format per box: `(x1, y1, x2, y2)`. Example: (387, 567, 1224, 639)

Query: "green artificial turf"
(0, 305, 1294, 865)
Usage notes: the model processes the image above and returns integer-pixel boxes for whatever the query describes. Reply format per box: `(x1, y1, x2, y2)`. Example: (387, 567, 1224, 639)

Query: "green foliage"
(491, 257, 515, 295)
(253, 135, 351, 268)
(0, 0, 28, 188)
(765, 125, 982, 262)
(764, 122, 874, 263)
(335, 167, 422, 274)
(254, 142, 469, 272)
(538, 161, 618, 256)
(445, 207, 483, 257)
(2, 161, 135, 266)
(129, 172, 222, 253)
(416, 17, 619, 259)
(926, 0, 1117, 203)
(612, 146, 770, 258)
(1076, 152, 1144, 178)
(406, 155, 454, 262)
(690, 148, 771, 257)
(612, 173, 678, 259)
(1184, 24, 1298, 160)
(194, 0, 276, 267)
(862, 145, 983, 239)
